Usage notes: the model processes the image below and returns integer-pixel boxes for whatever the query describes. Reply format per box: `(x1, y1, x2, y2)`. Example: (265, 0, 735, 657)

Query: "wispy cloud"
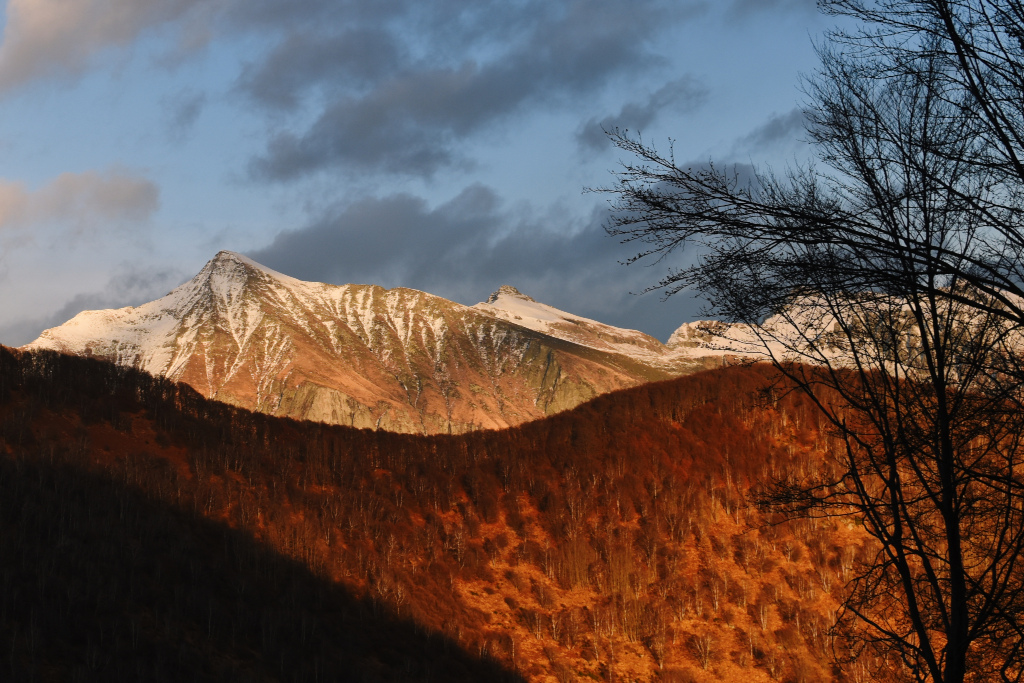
(0, 169, 159, 235)
(0, 0, 207, 92)
(727, 0, 817, 21)
(163, 89, 207, 141)
(731, 107, 807, 156)
(576, 76, 709, 153)
(0, 264, 184, 346)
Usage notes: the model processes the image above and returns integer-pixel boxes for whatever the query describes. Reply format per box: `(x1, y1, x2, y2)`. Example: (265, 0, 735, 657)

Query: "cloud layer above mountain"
(250, 185, 703, 340)
(0, 0, 825, 346)
(0, 170, 158, 234)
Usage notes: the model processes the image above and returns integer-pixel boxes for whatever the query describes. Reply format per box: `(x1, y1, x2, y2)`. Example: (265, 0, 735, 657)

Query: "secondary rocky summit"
(26, 251, 745, 433)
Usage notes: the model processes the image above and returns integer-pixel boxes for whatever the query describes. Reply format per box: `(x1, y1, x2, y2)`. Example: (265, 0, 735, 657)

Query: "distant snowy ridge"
(474, 283, 767, 366)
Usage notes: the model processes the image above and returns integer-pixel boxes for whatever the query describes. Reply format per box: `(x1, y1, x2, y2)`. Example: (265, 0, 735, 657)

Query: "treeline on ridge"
(0, 346, 874, 682)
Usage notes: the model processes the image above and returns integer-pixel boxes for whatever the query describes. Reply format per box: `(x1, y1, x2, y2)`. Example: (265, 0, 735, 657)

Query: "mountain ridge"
(25, 251, 751, 432)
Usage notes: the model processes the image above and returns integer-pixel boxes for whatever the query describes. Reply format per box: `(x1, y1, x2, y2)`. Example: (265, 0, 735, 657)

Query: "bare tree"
(692, 631, 714, 671)
(606, 0, 1024, 327)
(601, 2, 1024, 682)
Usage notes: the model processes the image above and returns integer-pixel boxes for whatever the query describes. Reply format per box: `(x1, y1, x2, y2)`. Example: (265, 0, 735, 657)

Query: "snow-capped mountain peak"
(486, 285, 535, 304)
(199, 250, 299, 286)
(24, 252, 753, 433)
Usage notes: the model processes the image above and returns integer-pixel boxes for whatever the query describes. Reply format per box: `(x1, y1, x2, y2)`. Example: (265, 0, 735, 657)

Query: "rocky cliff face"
(26, 251, 744, 433)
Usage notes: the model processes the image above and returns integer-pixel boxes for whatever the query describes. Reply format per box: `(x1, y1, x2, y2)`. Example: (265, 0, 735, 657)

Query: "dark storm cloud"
(237, 28, 405, 110)
(251, 185, 501, 286)
(249, 65, 484, 178)
(576, 77, 709, 153)
(249, 186, 703, 341)
(233, 1, 550, 105)
(0, 0, 705, 179)
(246, 0, 702, 180)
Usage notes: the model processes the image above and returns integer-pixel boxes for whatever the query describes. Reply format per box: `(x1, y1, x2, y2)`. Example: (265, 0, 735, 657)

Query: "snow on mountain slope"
(473, 285, 669, 360)
(25, 252, 759, 433)
(475, 285, 771, 367)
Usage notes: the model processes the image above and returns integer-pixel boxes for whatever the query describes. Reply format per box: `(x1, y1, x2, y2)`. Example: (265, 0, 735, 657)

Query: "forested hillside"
(0, 347, 873, 682)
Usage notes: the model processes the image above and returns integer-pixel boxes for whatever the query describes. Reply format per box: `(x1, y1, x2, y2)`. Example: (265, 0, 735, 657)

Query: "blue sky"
(0, 0, 828, 346)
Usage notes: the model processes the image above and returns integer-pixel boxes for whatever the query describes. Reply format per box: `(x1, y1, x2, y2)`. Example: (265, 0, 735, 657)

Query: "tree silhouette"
(602, 2, 1024, 681)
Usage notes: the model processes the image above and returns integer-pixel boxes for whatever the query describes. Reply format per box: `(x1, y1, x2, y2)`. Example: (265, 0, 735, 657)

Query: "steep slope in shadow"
(0, 454, 525, 682)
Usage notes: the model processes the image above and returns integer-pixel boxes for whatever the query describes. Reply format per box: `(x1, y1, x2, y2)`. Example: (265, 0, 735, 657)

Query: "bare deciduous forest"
(0, 346, 874, 682)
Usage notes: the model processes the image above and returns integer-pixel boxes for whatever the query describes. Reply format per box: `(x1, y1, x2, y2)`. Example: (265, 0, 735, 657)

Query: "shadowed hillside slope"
(0, 347, 877, 682)
(0, 456, 525, 682)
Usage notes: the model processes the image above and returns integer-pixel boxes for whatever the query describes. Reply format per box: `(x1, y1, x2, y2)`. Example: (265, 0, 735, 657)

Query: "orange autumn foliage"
(0, 346, 876, 682)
